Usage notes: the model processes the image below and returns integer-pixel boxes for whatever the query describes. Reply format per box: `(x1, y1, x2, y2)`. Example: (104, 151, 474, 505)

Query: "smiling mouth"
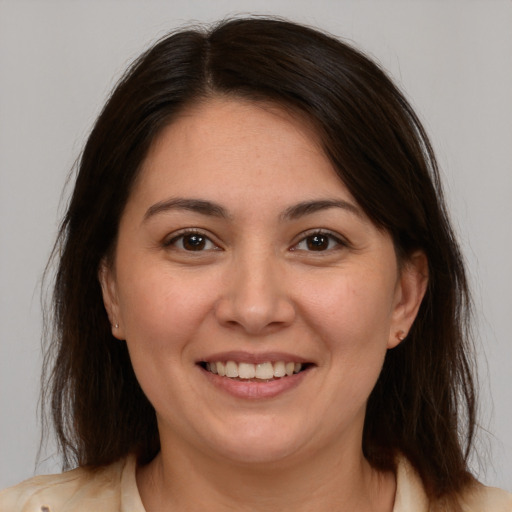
(200, 361, 311, 381)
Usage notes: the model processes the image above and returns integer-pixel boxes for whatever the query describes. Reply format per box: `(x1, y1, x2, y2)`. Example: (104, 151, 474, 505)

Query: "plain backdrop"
(0, 0, 511, 492)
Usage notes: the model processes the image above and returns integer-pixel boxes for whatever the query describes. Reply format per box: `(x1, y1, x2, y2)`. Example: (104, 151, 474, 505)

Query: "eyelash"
(291, 229, 348, 253)
(164, 229, 219, 252)
(164, 229, 348, 253)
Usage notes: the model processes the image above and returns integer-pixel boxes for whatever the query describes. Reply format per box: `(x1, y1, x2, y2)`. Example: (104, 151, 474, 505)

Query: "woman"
(1, 17, 510, 512)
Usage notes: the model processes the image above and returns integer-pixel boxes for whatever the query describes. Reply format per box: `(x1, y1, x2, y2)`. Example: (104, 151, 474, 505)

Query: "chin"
(204, 421, 311, 466)
(220, 441, 301, 466)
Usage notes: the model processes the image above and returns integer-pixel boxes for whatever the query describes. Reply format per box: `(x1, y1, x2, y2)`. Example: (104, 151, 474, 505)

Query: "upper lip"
(197, 351, 313, 365)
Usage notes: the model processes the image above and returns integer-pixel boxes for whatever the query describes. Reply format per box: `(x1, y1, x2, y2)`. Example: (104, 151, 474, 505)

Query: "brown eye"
(306, 234, 330, 251)
(182, 234, 207, 251)
(292, 231, 346, 252)
(166, 231, 217, 251)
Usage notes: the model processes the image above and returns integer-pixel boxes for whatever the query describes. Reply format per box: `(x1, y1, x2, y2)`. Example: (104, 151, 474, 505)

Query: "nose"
(214, 250, 296, 335)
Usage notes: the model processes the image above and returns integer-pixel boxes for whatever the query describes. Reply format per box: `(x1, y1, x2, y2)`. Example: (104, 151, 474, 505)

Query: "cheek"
(301, 269, 396, 392)
(116, 264, 217, 355)
(115, 266, 220, 410)
(299, 269, 395, 344)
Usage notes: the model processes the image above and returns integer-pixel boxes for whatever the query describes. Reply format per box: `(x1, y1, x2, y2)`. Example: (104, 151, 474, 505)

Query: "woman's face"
(101, 98, 426, 466)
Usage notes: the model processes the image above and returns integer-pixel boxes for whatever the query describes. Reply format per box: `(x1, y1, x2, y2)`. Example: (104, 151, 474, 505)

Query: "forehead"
(131, 98, 354, 206)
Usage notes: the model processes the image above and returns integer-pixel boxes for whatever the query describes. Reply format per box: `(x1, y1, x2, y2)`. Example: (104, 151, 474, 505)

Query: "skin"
(100, 98, 428, 511)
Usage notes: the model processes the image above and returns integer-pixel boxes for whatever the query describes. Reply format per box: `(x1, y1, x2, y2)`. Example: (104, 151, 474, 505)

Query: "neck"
(137, 438, 396, 512)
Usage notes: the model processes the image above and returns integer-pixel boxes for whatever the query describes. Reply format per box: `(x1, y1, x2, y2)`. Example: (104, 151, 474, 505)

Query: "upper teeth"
(206, 361, 303, 380)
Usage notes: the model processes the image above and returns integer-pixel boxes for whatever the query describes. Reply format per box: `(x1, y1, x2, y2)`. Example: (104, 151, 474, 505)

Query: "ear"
(98, 259, 125, 340)
(388, 250, 428, 349)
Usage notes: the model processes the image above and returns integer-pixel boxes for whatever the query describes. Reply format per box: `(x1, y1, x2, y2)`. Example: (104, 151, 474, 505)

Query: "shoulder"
(0, 456, 143, 512)
(458, 482, 512, 512)
(394, 456, 512, 512)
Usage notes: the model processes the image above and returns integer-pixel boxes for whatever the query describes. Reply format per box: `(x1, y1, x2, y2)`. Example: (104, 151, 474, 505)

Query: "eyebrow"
(143, 197, 362, 222)
(144, 198, 230, 221)
(280, 199, 362, 220)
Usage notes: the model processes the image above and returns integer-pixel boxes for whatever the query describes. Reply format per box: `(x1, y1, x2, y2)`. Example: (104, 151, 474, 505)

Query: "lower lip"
(200, 366, 310, 399)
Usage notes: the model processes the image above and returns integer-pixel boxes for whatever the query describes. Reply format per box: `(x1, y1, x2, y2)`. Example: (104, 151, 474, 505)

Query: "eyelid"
(290, 229, 350, 251)
(163, 228, 222, 250)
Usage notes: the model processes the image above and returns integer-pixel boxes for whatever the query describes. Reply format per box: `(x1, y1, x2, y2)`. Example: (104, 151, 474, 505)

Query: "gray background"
(1, 0, 511, 492)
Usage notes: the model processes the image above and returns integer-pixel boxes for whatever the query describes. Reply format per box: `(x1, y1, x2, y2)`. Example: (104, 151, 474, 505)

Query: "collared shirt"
(1, 455, 511, 511)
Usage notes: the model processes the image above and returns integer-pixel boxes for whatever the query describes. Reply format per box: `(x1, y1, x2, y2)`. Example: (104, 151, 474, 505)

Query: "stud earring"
(113, 323, 119, 329)
(396, 330, 406, 341)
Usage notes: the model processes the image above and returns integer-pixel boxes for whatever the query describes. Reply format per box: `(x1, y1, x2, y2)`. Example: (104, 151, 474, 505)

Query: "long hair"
(44, 17, 476, 501)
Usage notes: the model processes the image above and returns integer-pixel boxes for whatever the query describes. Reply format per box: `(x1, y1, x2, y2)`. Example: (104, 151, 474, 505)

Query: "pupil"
(307, 234, 328, 251)
(184, 234, 206, 251)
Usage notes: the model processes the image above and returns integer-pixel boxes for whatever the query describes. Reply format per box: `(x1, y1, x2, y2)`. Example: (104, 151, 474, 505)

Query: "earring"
(114, 323, 119, 329)
(396, 330, 406, 342)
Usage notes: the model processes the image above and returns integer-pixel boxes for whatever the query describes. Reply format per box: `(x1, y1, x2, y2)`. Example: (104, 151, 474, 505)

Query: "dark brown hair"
(44, 17, 476, 501)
